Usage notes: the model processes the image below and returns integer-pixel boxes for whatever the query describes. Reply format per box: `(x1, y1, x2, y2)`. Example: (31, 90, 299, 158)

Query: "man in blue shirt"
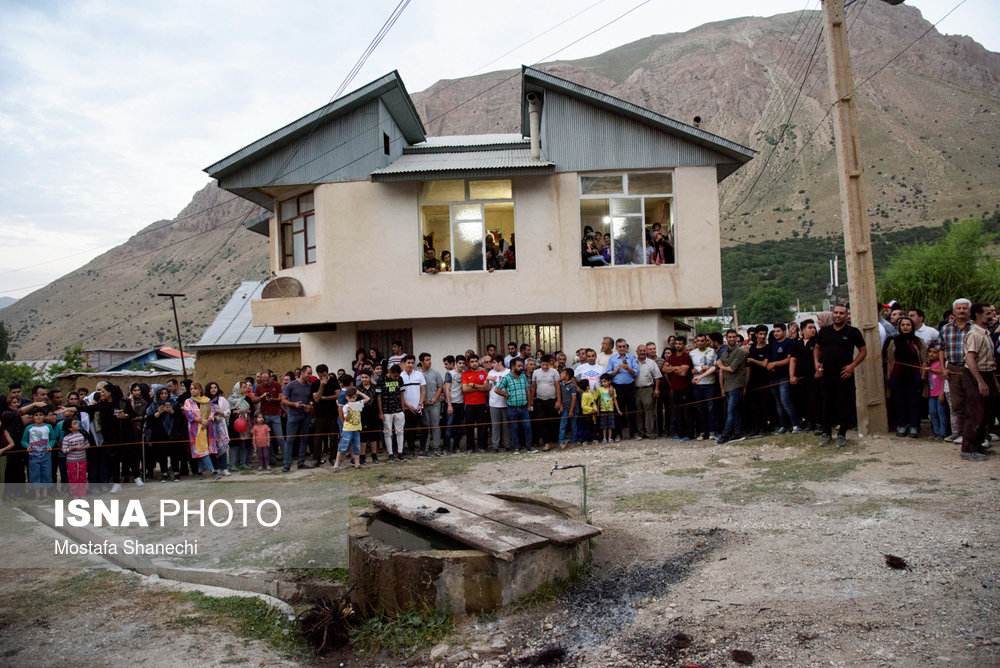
(606, 338, 639, 441)
(767, 323, 801, 434)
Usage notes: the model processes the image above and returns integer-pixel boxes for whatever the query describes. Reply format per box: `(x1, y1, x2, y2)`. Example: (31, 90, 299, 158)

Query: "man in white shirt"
(399, 354, 426, 456)
(575, 348, 605, 391)
(486, 357, 511, 452)
(689, 335, 718, 440)
(531, 354, 561, 448)
(634, 343, 662, 439)
(595, 337, 614, 369)
(909, 308, 940, 347)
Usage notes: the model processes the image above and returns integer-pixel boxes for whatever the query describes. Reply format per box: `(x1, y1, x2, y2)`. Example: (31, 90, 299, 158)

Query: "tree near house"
(47, 344, 96, 377)
(877, 219, 1000, 321)
(738, 285, 795, 326)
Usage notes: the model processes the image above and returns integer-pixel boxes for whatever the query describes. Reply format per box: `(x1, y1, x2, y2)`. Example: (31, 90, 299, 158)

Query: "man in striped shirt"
(940, 298, 972, 441)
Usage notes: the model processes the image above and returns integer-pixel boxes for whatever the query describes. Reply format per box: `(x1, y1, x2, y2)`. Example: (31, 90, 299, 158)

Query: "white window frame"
(418, 179, 515, 274)
(278, 191, 316, 269)
(579, 170, 675, 267)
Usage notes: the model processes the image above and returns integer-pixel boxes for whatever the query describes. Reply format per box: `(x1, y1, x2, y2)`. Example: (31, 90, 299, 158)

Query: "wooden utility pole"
(821, 0, 887, 435)
(158, 292, 189, 382)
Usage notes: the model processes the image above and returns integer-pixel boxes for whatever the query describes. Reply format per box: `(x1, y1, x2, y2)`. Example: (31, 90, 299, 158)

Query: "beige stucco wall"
(192, 347, 302, 392)
(252, 167, 722, 330)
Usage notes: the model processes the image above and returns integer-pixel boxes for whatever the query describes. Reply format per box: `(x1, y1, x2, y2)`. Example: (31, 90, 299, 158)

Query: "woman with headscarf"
(182, 382, 218, 478)
(77, 384, 133, 493)
(228, 380, 252, 471)
(146, 386, 179, 481)
(883, 316, 927, 438)
(648, 229, 674, 265)
(123, 383, 151, 486)
(205, 382, 231, 476)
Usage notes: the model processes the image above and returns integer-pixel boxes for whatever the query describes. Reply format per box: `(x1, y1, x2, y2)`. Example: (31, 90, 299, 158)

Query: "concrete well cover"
(370, 480, 601, 561)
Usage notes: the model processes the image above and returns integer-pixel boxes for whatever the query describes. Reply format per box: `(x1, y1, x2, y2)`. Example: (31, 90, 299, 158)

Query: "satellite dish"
(261, 277, 304, 299)
(822, 298, 831, 311)
(826, 283, 833, 296)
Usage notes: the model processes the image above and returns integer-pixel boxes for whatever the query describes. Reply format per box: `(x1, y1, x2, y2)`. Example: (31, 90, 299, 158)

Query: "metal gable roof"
(204, 71, 426, 180)
(520, 66, 755, 163)
(192, 281, 300, 350)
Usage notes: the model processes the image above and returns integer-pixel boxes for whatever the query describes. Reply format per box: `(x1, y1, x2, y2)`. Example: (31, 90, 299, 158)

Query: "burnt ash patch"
(497, 528, 730, 667)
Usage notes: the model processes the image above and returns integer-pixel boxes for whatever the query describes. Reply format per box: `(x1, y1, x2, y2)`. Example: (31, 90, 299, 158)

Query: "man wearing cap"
(880, 300, 901, 338)
(940, 298, 973, 441)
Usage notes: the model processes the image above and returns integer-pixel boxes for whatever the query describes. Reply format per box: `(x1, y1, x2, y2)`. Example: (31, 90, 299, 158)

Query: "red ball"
(234, 417, 249, 433)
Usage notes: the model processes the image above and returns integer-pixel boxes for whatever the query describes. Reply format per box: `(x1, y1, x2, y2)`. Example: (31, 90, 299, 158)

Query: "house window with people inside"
(419, 179, 515, 273)
(579, 171, 674, 267)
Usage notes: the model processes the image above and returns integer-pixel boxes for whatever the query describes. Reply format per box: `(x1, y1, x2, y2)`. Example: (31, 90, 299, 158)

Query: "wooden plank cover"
(370, 490, 547, 561)
(413, 480, 601, 546)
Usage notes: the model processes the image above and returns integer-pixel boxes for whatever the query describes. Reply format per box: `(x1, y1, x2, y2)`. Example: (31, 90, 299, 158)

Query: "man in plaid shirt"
(940, 298, 972, 441)
(495, 358, 534, 453)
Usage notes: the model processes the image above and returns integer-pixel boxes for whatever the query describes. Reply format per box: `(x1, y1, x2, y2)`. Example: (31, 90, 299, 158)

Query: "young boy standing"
(557, 368, 578, 448)
(23, 409, 55, 499)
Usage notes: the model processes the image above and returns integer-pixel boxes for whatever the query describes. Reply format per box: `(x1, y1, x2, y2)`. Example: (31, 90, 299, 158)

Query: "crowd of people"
(1, 297, 997, 500)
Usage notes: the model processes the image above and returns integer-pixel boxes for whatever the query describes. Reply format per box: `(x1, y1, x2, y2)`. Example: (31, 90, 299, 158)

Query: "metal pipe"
(158, 292, 188, 382)
(550, 462, 588, 518)
(526, 92, 541, 160)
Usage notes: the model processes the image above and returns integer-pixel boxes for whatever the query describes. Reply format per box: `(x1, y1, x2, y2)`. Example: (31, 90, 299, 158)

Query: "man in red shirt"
(461, 354, 490, 453)
(250, 371, 285, 466)
(662, 336, 694, 440)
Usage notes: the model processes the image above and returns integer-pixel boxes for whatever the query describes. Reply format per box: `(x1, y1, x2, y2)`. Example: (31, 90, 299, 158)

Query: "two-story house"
(205, 67, 754, 366)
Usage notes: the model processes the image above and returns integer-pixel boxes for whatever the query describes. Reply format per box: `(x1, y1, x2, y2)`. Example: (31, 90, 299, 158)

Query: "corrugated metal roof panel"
(192, 281, 300, 350)
(419, 134, 525, 147)
(409, 134, 528, 153)
(521, 66, 755, 163)
(371, 148, 554, 181)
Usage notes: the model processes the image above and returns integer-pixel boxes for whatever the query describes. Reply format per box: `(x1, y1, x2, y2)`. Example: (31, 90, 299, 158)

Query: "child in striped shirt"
(61, 419, 88, 499)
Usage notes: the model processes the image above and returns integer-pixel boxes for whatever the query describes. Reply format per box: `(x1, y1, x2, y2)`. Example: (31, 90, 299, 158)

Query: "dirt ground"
(2, 431, 998, 667)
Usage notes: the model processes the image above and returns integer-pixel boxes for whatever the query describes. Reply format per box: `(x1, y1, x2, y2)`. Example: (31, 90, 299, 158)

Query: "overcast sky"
(0, 0, 995, 299)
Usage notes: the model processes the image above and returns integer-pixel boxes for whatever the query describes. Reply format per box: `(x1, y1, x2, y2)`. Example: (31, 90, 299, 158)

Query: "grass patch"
(349, 607, 453, 656)
(720, 454, 879, 505)
(889, 477, 941, 486)
(613, 489, 700, 514)
(349, 496, 371, 509)
(887, 461, 915, 467)
(664, 467, 709, 478)
(180, 591, 307, 656)
(0, 570, 128, 624)
(429, 453, 483, 477)
(835, 497, 923, 518)
(510, 557, 593, 611)
(281, 567, 349, 584)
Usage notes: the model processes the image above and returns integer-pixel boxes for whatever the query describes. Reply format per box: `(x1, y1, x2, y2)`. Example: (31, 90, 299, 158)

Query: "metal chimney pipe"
(526, 92, 541, 160)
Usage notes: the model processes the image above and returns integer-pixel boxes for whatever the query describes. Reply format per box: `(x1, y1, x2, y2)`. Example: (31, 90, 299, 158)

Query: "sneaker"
(672, 436, 680, 441)
(716, 436, 729, 445)
(908, 427, 919, 438)
(160, 476, 168, 483)
(418, 451, 429, 459)
(635, 435, 644, 440)
(791, 426, 803, 433)
(110, 483, 121, 494)
(730, 434, 746, 443)
(955, 436, 963, 444)
(681, 436, 691, 442)
(709, 432, 716, 440)
(944, 433, 959, 443)
(836, 435, 846, 448)
(387, 454, 396, 462)
(613, 436, 621, 443)
(527, 447, 538, 453)
(747, 432, 762, 440)
(282, 466, 291, 473)
(696, 434, 705, 442)
(211, 470, 220, 479)
(896, 427, 907, 437)
(774, 427, 788, 435)
(221, 469, 231, 476)
(819, 434, 830, 447)
(978, 447, 996, 456)
(961, 452, 987, 461)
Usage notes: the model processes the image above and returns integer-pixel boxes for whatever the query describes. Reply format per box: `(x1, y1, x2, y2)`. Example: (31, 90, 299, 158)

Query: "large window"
(579, 172, 674, 267)
(279, 192, 316, 269)
(420, 179, 515, 273)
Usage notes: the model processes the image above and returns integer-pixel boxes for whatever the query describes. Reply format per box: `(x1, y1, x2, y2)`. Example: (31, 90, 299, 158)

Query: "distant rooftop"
(192, 281, 300, 350)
